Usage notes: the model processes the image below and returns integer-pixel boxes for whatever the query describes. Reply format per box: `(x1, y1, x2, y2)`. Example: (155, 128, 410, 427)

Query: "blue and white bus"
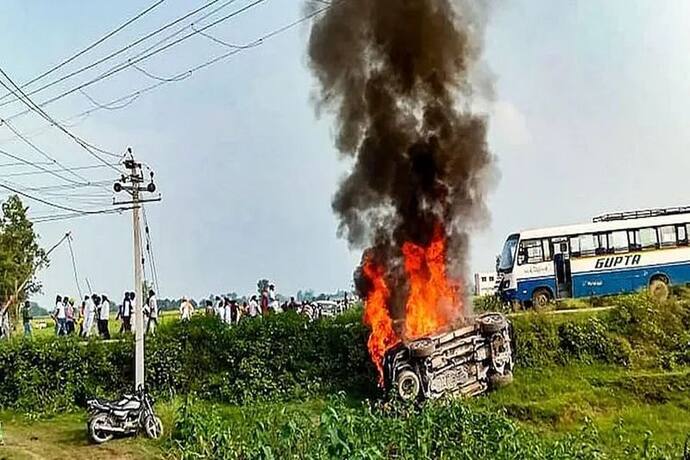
(495, 207, 690, 307)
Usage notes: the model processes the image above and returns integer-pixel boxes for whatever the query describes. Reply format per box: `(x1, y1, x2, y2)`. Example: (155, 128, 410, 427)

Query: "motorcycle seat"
(89, 397, 140, 412)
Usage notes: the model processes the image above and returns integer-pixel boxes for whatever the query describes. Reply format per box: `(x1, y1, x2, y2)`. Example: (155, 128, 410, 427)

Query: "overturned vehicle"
(383, 313, 514, 400)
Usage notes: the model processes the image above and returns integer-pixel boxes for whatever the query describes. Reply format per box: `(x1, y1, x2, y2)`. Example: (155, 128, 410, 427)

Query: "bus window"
(678, 225, 688, 245)
(542, 239, 552, 260)
(522, 240, 544, 264)
(659, 226, 677, 247)
(596, 233, 609, 255)
(611, 231, 629, 253)
(569, 236, 581, 257)
(637, 228, 658, 250)
(579, 234, 597, 257)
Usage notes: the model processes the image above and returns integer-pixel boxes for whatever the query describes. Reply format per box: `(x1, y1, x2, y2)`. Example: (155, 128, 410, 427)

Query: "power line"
(0, 0, 269, 120)
(0, 0, 167, 104)
(2, 163, 119, 177)
(23, 180, 115, 192)
(0, 146, 93, 186)
(0, 179, 117, 214)
(66, 233, 84, 300)
(1, 2, 335, 132)
(0, 67, 124, 175)
(142, 205, 160, 294)
(0, 0, 236, 109)
(30, 207, 133, 224)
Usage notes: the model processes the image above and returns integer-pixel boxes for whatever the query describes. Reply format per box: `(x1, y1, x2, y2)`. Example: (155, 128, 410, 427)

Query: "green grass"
(474, 365, 690, 453)
(0, 401, 177, 459)
(3, 365, 688, 458)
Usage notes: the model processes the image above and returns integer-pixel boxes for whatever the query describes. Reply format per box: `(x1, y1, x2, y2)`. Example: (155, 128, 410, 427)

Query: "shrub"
(511, 314, 560, 367)
(0, 313, 377, 413)
(557, 318, 632, 366)
(607, 293, 690, 368)
(2, 293, 690, 413)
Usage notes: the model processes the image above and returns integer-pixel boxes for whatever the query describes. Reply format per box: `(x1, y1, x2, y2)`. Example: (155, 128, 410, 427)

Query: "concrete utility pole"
(114, 148, 161, 390)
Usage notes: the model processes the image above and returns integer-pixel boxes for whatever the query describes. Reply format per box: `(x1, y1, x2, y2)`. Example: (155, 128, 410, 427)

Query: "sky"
(1, 0, 690, 306)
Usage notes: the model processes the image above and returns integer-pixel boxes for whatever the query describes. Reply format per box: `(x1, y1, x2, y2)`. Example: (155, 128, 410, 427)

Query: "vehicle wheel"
(477, 313, 508, 334)
(649, 278, 669, 301)
(143, 415, 163, 439)
(396, 370, 421, 401)
(409, 337, 435, 358)
(88, 413, 114, 444)
(489, 370, 514, 389)
(532, 288, 552, 309)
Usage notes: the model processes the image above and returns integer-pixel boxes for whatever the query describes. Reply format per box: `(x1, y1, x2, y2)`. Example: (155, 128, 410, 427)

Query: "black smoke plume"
(308, 0, 494, 322)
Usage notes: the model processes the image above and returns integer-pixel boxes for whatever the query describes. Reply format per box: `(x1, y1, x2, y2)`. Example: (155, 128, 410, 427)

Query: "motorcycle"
(86, 386, 163, 444)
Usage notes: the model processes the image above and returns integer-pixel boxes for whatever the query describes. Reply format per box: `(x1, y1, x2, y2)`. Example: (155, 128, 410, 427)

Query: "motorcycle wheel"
(88, 413, 114, 444)
(143, 415, 163, 439)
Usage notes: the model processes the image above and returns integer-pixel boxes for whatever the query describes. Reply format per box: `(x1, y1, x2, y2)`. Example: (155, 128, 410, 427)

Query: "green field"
(3, 364, 688, 459)
(2, 293, 690, 459)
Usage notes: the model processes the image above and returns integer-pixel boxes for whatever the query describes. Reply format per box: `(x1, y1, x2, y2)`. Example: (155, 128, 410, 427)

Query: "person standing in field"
(268, 284, 281, 313)
(247, 295, 259, 318)
(260, 290, 269, 316)
(99, 294, 111, 339)
(53, 295, 62, 335)
(179, 297, 194, 321)
(146, 290, 158, 335)
(223, 297, 232, 325)
(129, 292, 137, 333)
(21, 301, 32, 337)
(214, 296, 224, 318)
(121, 292, 132, 334)
(54, 296, 67, 336)
(65, 298, 75, 334)
(83, 295, 96, 337)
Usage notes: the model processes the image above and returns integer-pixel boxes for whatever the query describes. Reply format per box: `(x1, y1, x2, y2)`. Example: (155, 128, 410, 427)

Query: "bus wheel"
(532, 289, 552, 309)
(649, 278, 669, 301)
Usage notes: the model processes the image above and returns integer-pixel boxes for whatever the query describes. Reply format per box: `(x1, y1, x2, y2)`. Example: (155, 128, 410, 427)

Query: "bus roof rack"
(593, 206, 690, 223)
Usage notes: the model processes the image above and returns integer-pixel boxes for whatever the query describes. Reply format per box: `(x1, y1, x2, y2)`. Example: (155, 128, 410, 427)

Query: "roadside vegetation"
(2, 292, 690, 458)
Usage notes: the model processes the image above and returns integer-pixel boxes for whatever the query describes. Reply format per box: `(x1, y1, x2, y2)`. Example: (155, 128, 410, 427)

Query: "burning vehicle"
(308, 1, 503, 399)
(383, 313, 513, 400)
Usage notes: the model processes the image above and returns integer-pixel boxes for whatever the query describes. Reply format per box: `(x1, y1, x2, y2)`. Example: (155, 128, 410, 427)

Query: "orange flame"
(362, 258, 399, 383)
(402, 225, 461, 340)
(362, 224, 463, 383)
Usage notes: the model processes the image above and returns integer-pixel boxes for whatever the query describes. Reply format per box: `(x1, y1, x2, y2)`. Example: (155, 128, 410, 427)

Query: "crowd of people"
(21, 289, 161, 339)
(197, 284, 353, 323)
(13, 282, 354, 339)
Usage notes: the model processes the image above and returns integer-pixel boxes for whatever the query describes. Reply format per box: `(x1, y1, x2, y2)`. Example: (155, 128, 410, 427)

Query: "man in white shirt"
(54, 297, 67, 336)
(268, 284, 282, 313)
(99, 294, 111, 339)
(146, 290, 159, 335)
(213, 296, 224, 319)
(179, 297, 194, 321)
(248, 295, 259, 317)
(83, 295, 95, 337)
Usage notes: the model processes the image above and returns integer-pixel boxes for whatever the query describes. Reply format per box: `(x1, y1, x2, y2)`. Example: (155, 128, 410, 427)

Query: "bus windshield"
(498, 234, 519, 272)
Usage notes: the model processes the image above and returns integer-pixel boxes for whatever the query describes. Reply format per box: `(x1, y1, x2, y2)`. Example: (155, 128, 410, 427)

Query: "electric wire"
(0, 0, 235, 109)
(1, 2, 335, 132)
(0, 179, 117, 214)
(141, 205, 160, 294)
(0, 0, 167, 103)
(0, 0, 269, 120)
(66, 233, 84, 300)
(0, 67, 123, 170)
(0, 146, 94, 186)
(3, 163, 119, 177)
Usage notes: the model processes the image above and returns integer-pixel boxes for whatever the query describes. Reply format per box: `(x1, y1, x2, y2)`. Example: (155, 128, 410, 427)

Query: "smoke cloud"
(308, 0, 495, 325)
